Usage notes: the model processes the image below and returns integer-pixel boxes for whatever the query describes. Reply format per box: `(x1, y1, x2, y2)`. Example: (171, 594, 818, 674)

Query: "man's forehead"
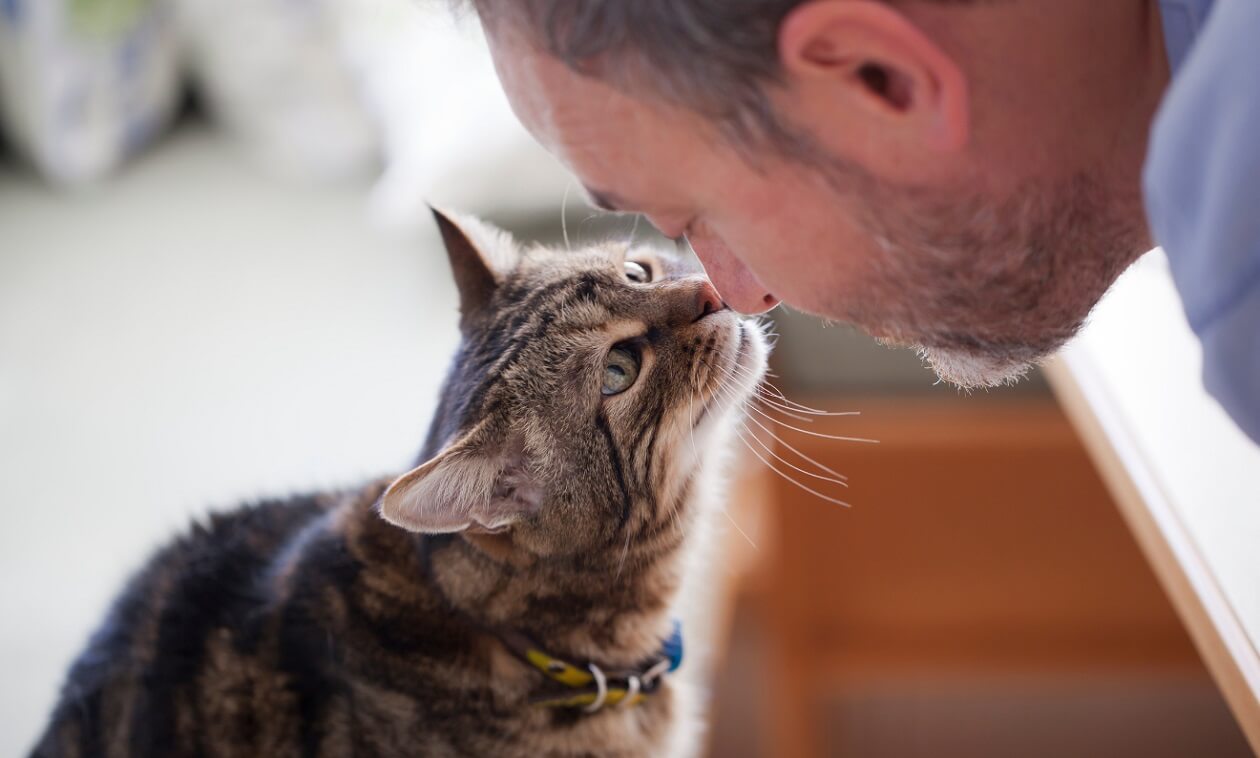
(484, 24, 664, 178)
(489, 32, 602, 139)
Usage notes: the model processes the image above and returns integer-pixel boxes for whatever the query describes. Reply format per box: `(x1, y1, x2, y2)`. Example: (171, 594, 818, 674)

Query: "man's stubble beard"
(839, 170, 1148, 389)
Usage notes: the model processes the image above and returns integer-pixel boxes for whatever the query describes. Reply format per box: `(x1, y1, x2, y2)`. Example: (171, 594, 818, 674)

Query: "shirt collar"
(1158, 0, 1216, 73)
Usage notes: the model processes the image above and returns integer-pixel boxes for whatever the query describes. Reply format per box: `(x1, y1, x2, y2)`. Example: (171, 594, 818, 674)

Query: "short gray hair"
(470, 0, 810, 150)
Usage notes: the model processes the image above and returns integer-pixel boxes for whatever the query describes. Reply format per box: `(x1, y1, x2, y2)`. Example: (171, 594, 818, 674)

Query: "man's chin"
(915, 344, 1037, 390)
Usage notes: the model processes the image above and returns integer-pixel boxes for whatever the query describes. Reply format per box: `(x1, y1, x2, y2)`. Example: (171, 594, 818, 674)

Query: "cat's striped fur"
(30, 210, 767, 757)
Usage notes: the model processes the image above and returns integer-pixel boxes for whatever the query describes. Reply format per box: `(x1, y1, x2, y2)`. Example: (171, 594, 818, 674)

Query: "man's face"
(481, 13, 1153, 388)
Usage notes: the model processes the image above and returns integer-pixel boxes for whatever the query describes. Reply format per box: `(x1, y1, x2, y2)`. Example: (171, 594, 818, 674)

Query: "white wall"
(0, 128, 464, 754)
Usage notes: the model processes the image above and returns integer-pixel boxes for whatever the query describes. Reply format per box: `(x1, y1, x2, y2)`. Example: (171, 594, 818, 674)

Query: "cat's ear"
(379, 420, 542, 534)
(430, 206, 519, 325)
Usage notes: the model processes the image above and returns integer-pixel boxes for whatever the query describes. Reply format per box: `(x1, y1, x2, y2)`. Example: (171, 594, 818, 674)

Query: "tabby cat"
(30, 209, 767, 758)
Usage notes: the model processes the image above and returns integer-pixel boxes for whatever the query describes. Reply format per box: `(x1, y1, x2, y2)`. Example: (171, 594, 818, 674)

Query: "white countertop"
(1046, 250, 1260, 750)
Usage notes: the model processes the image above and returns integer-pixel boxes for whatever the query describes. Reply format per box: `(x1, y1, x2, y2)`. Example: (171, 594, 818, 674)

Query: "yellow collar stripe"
(524, 648, 594, 687)
(533, 689, 649, 709)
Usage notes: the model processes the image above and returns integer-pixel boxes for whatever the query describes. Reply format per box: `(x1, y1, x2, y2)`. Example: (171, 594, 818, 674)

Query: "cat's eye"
(624, 260, 651, 284)
(602, 346, 641, 396)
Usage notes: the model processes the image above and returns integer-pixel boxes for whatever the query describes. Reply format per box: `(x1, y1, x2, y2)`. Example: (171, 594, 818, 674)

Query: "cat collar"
(497, 619, 684, 713)
(412, 535, 683, 714)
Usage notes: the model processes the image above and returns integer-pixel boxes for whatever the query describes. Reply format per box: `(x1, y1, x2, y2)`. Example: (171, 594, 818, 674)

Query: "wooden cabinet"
(707, 398, 1246, 757)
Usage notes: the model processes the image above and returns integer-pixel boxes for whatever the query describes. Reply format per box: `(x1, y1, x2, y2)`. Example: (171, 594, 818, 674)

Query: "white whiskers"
(720, 506, 759, 551)
(694, 345, 877, 511)
(737, 422, 848, 487)
(734, 426, 853, 508)
(561, 181, 573, 252)
(743, 401, 879, 445)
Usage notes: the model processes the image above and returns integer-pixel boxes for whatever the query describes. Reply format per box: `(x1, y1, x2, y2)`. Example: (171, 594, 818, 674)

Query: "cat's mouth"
(691, 318, 766, 428)
(728, 320, 766, 395)
(735, 322, 750, 358)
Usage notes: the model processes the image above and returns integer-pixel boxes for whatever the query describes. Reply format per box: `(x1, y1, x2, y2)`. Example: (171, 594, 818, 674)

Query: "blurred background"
(0, 1, 1252, 755)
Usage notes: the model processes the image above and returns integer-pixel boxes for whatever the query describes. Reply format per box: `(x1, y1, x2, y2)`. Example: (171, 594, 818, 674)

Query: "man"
(461, 0, 1258, 444)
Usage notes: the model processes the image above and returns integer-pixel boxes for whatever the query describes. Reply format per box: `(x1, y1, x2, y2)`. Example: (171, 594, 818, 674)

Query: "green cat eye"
(602, 346, 641, 396)
(624, 260, 651, 284)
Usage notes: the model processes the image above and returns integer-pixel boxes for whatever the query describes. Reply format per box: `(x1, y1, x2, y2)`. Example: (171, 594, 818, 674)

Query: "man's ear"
(776, 0, 969, 159)
(430, 206, 520, 329)
(380, 421, 542, 534)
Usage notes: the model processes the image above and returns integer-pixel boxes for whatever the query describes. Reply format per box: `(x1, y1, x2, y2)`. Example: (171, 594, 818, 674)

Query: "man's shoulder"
(1156, 0, 1216, 73)
(1145, 0, 1260, 445)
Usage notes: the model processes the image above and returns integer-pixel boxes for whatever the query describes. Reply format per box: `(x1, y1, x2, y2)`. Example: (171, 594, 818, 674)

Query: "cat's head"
(380, 209, 767, 558)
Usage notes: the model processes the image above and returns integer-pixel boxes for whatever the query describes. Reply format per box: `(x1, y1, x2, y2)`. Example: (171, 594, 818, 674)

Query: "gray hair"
(470, 0, 811, 151)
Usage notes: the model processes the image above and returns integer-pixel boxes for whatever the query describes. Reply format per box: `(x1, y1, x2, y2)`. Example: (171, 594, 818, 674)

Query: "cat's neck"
(422, 517, 690, 670)
(331, 478, 699, 671)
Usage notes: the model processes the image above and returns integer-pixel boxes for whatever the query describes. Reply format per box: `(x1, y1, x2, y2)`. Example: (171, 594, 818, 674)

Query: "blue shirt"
(1147, 0, 1260, 445)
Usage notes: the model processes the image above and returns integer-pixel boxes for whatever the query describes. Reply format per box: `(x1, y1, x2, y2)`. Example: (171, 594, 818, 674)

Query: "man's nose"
(685, 234, 780, 315)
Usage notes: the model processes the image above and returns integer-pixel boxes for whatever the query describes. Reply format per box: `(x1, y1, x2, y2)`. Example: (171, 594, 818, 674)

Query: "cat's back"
(29, 491, 334, 758)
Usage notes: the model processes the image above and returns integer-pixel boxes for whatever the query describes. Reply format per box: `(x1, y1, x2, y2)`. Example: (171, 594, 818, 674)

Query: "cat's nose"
(691, 280, 727, 323)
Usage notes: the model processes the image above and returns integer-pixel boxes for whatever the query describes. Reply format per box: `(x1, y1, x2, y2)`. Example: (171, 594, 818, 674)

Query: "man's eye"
(624, 260, 651, 284)
(602, 346, 641, 396)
